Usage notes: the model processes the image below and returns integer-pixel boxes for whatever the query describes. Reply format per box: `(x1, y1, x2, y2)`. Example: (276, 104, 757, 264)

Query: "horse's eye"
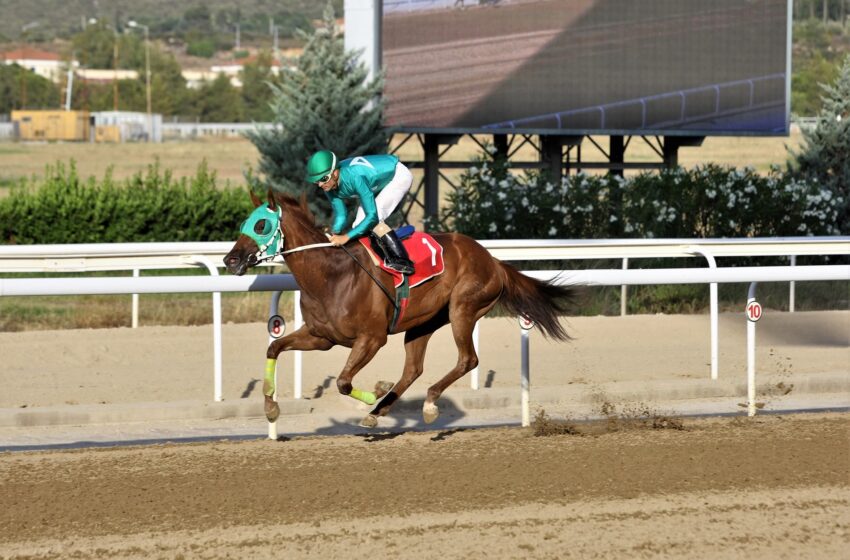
(254, 219, 269, 235)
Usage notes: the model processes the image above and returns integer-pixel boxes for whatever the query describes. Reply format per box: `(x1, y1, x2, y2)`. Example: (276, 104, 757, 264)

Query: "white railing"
(1, 238, 848, 427)
(2, 237, 847, 272)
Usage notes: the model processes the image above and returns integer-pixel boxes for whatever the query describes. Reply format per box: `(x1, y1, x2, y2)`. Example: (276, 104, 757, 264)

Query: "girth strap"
(389, 274, 410, 334)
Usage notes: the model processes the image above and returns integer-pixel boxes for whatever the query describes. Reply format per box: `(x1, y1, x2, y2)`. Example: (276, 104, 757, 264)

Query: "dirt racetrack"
(1, 412, 848, 559)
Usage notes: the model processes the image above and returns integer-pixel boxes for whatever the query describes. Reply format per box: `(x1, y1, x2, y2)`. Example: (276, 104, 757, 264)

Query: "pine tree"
(246, 3, 387, 222)
(791, 55, 850, 234)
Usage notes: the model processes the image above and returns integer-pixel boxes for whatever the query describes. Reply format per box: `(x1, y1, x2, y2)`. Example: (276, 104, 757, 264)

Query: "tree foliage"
(240, 51, 278, 122)
(790, 55, 850, 233)
(791, 19, 850, 115)
(245, 3, 387, 222)
(191, 74, 244, 122)
(0, 64, 59, 113)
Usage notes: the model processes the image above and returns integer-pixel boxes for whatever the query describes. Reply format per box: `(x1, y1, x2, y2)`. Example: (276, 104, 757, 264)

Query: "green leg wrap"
(350, 389, 377, 405)
(263, 358, 277, 397)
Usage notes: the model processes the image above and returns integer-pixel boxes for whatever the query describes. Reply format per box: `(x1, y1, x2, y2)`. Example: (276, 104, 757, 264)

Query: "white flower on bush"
(470, 166, 479, 174)
(497, 191, 507, 201)
(548, 226, 558, 236)
(624, 222, 635, 233)
(499, 180, 510, 189)
(489, 222, 497, 233)
(609, 215, 618, 223)
(521, 196, 529, 207)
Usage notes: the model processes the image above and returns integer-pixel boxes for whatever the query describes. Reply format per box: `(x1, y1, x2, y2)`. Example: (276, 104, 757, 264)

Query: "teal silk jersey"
(325, 154, 400, 238)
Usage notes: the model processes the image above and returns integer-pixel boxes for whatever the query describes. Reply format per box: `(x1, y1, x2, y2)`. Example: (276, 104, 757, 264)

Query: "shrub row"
(426, 153, 844, 240)
(0, 162, 255, 245)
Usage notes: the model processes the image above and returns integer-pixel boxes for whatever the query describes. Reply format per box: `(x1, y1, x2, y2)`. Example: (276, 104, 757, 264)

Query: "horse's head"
(224, 189, 282, 276)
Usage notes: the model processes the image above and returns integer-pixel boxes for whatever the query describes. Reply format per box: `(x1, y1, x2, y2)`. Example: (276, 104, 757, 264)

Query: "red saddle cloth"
(358, 232, 445, 288)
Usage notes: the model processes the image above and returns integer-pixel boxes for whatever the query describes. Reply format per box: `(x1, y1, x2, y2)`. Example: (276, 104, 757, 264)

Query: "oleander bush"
(426, 150, 843, 240)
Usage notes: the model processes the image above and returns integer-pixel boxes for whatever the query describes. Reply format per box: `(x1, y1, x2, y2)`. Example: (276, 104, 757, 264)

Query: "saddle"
(359, 228, 445, 288)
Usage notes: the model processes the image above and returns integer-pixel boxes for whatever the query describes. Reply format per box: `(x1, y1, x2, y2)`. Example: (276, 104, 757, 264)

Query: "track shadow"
(431, 428, 467, 442)
(312, 395, 467, 438)
(484, 370, 496, 388)
(312, 375, 335, 399)
(240, 379, 260, 399)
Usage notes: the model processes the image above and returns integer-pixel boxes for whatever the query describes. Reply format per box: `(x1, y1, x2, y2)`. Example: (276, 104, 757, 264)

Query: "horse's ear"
(249, 189, 262, 208)
(266, 188, 277, 211)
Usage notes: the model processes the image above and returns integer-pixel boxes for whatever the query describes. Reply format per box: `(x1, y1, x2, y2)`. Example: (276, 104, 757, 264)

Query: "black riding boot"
(378, 231, 415, 275)
(368, 232, 386, 262)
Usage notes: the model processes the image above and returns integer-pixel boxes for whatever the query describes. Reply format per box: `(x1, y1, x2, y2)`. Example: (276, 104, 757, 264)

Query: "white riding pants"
(352, 162, 413, 229)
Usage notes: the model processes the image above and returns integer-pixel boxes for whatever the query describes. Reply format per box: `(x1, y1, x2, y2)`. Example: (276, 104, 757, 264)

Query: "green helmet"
(305, 150, 337, 183)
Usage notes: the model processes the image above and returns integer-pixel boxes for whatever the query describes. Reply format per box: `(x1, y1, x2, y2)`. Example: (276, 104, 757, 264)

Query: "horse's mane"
(273, 191, 320, 232)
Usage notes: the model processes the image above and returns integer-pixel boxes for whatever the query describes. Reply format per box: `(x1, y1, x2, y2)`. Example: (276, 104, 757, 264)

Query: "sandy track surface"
(1, 413, 848, 559)
(2, 311, 847, 410)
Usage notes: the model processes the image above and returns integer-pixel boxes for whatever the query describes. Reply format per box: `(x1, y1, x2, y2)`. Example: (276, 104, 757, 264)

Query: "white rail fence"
(1, 238, 848, 427)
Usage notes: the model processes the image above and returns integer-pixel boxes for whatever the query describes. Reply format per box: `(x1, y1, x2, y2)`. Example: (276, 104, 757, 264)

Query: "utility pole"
(128, 21, 152, 141)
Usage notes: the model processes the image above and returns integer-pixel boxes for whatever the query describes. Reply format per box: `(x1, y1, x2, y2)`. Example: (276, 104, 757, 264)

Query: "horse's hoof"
(374, 381, 395, 399)
(423, 402, 439, 424)
(265, 400, 280, 423)
(360, 414, 379, 428)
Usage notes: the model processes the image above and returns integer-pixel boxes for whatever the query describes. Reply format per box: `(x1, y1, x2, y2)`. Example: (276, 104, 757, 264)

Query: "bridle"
(246, 205, 333, 264)
(243, 205, 396, 305)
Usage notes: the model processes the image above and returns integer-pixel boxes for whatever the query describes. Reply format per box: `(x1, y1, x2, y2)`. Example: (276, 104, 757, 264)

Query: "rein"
(338, 244, 396, 305)
(255, 225, 396, 306)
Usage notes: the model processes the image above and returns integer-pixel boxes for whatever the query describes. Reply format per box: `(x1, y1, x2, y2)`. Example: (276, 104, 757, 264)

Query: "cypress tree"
(791, 55, 850, 234)
(246, 3, 387, 222)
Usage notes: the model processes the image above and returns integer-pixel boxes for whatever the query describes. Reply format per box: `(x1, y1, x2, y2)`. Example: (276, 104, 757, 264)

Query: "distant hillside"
(0, 0, 343, 42)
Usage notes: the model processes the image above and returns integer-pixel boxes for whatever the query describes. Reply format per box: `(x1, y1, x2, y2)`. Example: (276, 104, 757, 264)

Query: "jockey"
(306, 150, 415, 275)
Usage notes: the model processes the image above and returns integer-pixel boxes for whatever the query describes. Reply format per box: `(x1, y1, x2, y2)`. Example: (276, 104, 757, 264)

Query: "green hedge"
(0, 162, 255, 245)
(426, 154, 843, 240)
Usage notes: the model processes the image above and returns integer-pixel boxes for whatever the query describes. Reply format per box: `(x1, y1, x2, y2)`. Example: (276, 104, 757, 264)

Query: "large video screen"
(382, 0, 790, 135)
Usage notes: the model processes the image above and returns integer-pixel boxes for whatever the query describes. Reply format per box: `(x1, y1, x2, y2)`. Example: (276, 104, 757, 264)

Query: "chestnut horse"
(223, 190, 575, 428)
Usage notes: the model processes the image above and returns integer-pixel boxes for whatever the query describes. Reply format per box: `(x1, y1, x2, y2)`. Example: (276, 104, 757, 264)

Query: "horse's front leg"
(335, 334, 387, 407)
(264, 326, 334, 422)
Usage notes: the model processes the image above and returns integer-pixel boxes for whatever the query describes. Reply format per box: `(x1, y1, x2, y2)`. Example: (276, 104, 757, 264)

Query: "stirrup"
(385, 259, 414, 275)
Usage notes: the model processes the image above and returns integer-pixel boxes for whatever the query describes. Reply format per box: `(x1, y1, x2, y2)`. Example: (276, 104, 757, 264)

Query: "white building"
(1, 46, 74, 83)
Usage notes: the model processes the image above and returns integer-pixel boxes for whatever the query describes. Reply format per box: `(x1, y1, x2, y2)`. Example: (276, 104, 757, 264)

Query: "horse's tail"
(496, 261, 576, 341)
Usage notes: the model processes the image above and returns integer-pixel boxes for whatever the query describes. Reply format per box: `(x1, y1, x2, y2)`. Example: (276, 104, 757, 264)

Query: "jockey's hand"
(329, 233, 350, 246)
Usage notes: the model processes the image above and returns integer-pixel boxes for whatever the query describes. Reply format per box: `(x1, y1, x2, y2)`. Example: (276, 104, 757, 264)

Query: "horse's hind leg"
(360, 326, 437, 428)
(423, 300, 498, 424)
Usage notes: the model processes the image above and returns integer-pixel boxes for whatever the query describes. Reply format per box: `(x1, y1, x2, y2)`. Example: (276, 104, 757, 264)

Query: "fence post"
(470, 321, 480, 389)
(621, 257, 629, 316)
(267, 290, 283, 441)
(189, 256, 223, 402)
(294, 290, 303, 400)
(746, 282, 760, 417)
(688, 246, 719, 380)
(519, 316, 533, 427)
(132, 268, 140, 328)
(789, 255, 796, 312)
